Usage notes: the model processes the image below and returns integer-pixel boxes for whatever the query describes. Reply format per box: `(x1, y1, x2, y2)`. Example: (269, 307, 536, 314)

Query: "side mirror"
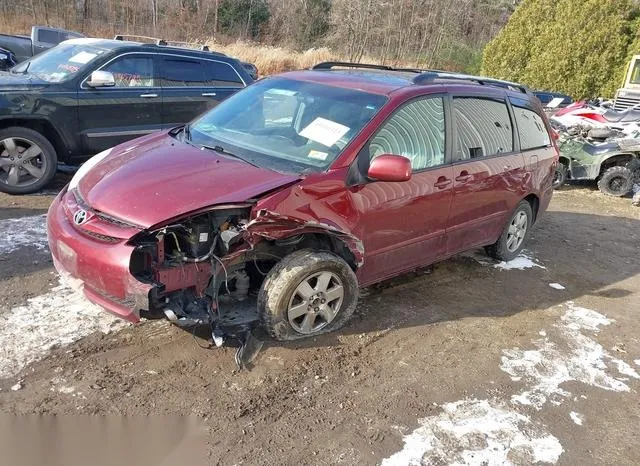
(87, 70, 115, 88)
(367, 154, 412, 182)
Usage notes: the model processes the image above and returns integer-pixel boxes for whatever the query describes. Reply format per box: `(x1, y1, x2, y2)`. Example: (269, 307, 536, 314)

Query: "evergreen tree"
(482, 0, 640, 99)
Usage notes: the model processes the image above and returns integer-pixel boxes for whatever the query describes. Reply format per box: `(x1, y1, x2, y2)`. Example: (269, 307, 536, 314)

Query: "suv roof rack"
(412, 71, 529, 94)
(312, 62, 395, 71)
(162, 40, 213, 53)
(114, 34, 167, 46)
(113, 35, 223, 55)
(312, 61, 529, 94)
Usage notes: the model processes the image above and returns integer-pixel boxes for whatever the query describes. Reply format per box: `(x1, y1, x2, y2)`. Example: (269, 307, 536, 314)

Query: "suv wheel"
(597, 166, 633, 197)
(258, 250, 358, 341)
(485, 200, 533, 262)
(0, 127, 57, 194)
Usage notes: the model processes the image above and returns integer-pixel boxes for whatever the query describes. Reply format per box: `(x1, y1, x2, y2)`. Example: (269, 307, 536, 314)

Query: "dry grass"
(0, 14, 377, 77)
(206, 40, 341, 75)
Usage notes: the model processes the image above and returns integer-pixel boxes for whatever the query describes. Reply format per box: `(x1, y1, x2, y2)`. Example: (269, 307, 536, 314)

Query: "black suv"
(0, 37, 254, 194)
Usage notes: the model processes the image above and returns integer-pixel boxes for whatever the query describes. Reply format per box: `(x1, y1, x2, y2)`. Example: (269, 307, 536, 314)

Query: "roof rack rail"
(312, 62, 395, 71)
(311, 61, 529, 94)
(162, 40, 211, 52)
(114, 34, 167, 46)
(412, 71, 529, 94)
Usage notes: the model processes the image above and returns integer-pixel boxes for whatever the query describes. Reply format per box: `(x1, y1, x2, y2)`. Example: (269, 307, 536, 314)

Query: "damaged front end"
(127, 205, 363, 364)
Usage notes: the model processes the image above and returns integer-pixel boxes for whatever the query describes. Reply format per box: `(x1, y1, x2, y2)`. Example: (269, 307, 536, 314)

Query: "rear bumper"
(47, 190, 151, 323)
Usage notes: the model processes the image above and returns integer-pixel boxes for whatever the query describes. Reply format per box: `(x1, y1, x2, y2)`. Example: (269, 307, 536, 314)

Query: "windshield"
(12, 42, 107, 83)
(188, 77, 387, 173)
(630, 61, 640, 85)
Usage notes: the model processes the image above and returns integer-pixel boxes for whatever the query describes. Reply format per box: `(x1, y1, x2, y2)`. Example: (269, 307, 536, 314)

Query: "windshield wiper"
(201, 144, 260, 168)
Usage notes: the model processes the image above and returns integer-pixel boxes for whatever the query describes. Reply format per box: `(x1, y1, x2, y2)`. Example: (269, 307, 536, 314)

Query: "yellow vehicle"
(614, 55, 640, 110)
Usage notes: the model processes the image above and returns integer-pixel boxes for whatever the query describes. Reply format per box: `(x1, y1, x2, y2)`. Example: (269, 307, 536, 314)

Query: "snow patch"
(635, 360, 640, 366)
(381, 399, 563, 466)
(0, 215, 48, 255)
(569, 412, 584, 426)
(549, 283, 566, 290)
(0, 279, 127, 379)
(495, 251, 546, 271)
(501, 302, 639, 410)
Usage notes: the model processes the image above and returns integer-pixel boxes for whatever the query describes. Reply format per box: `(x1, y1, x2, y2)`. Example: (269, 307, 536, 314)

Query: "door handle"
(140, 93, 158, 98)
(201, 92, 217, 97)
(434, 177, 452, 189)
(455, 171, 471, 183)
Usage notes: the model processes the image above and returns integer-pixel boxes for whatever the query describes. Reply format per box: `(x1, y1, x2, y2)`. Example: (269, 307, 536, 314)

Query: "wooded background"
(0, 0, 520, 72)
(2, 0, 638, 98)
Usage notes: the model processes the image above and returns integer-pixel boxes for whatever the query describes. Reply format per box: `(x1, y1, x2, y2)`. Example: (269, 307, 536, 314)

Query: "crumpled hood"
(0, 72, 47, 91)
(78, 132, 300, 228)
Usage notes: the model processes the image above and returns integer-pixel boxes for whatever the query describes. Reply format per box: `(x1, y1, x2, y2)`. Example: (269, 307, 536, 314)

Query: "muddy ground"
(0, 179, 639, 465)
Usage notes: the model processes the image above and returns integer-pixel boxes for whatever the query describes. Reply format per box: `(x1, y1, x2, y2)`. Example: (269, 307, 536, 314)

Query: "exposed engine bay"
(126, 205, 361, 367)
(129, 207, 279, 366)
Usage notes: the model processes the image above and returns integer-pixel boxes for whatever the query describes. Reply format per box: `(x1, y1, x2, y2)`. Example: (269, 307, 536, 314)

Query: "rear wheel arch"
(599, 154, 634, 176)
(522, 194, 540, 223)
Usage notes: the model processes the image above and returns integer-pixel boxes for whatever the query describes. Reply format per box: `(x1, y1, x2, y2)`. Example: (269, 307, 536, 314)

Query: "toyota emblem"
(73, 209, 88, 225)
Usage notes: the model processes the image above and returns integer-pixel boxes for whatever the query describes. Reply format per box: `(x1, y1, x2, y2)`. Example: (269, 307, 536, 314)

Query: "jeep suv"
(47, 62, 557, 342)
(0, 37, 254, 194)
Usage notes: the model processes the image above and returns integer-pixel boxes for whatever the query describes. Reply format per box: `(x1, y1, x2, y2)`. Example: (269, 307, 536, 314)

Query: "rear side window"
(161, 57, 243, 87)
(512, 106, 551, 150)
(453, 97, 513, 160)
(205, 62, 244, 87)
(161, 58, 205, 86)
(37, 29, 59, 45)
(369, 97, 445, 171)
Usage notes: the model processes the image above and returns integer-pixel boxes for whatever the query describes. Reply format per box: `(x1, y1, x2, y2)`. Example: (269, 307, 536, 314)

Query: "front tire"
(258, 249, 358, 341)
(0, 127, 57, 194)
(597, 166, 633, 197)
(485, 201, 533, 262)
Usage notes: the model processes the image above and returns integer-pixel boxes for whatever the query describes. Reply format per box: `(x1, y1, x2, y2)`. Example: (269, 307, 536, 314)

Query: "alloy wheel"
(506, 211, 528, 252)
(0, 137, 47, 188)
(287, 271, 344, 334)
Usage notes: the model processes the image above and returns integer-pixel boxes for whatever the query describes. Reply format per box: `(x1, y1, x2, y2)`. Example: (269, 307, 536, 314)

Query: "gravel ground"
(0, 180, 639, 465)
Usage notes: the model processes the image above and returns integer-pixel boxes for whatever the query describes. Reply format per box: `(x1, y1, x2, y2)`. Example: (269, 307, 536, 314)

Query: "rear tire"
(258, 249, 358, 341)
(485, 201, 533, 262)
(553, 164, 568, 189)
(597, 166, 633, 197)
(0, 127, 57, 194)
(627, 158, 640, 184)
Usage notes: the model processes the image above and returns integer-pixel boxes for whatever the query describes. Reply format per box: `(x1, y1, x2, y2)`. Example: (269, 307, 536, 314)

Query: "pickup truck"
(0, 37, 254, 194)
(0, 26, 84, 64)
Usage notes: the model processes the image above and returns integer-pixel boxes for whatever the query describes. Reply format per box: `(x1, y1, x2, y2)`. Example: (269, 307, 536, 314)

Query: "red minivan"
(47, 62, 558, 341)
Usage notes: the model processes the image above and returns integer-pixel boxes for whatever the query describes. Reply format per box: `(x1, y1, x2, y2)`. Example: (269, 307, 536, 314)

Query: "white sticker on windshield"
(69, 51, 97, 64)
(308, 150, 328, 161)
(299, 117, 350, 148)
(266, 89, 298, 97)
